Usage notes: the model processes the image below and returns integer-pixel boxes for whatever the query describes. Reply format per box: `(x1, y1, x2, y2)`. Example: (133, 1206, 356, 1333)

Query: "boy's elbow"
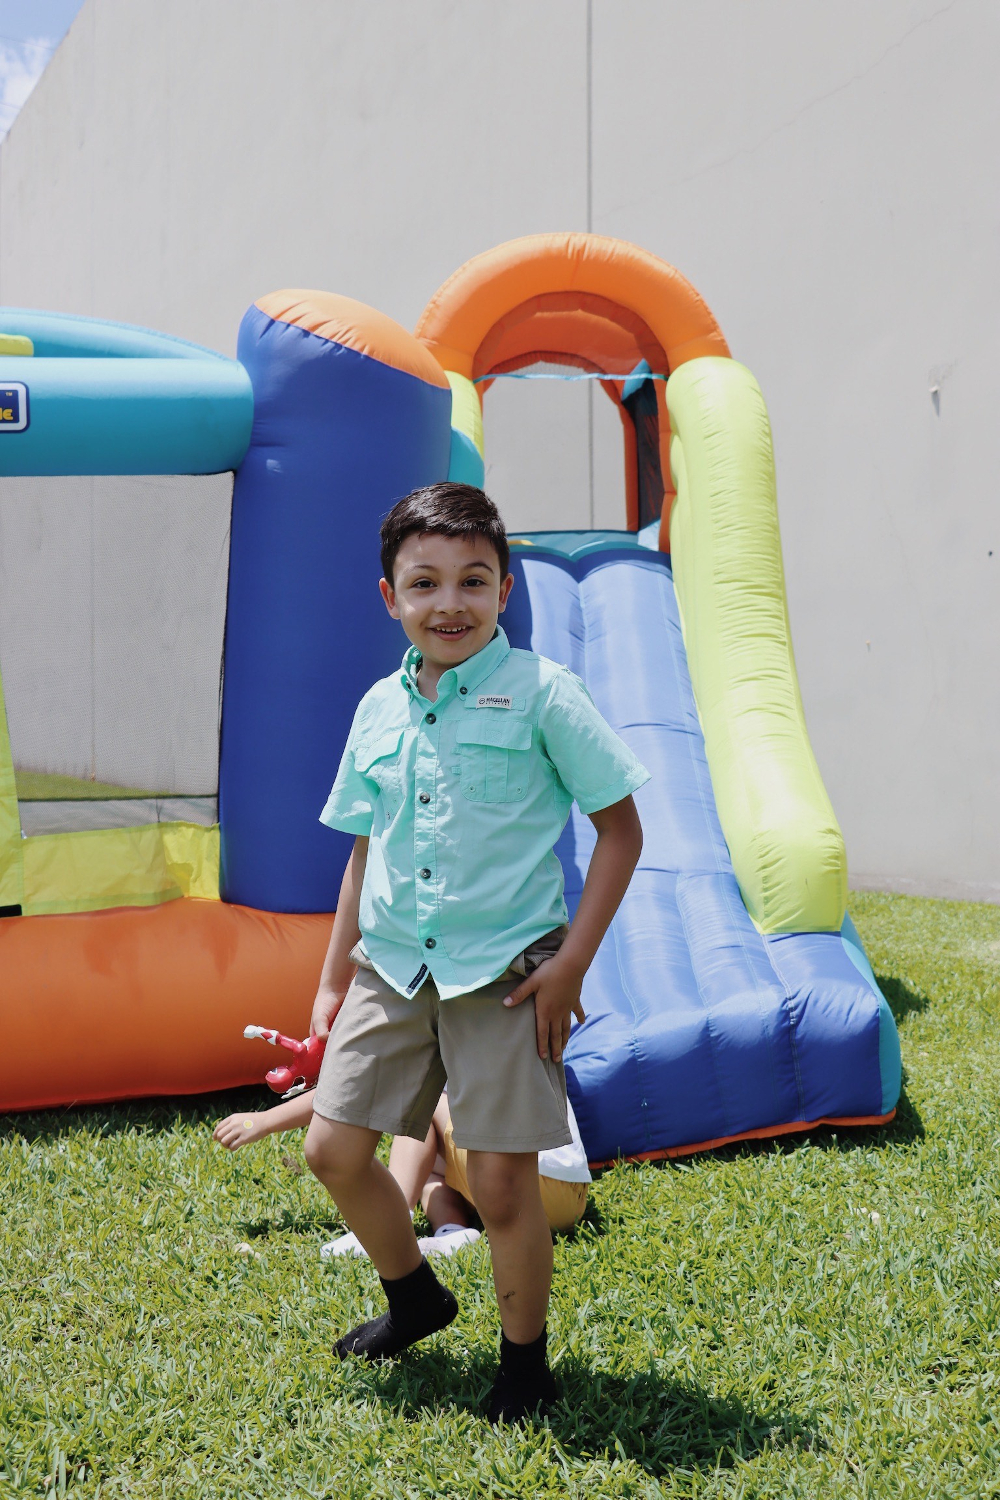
(590, 795, 643, 864)
(609, 796, 644, 861)
(627, 810, 643, 866)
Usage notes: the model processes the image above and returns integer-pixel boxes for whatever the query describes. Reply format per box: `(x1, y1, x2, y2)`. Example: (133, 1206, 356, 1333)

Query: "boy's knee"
(466, 1152, 539, 1229)
(302, 1121, 335, 1177)
(303, 1117, 370, 1187)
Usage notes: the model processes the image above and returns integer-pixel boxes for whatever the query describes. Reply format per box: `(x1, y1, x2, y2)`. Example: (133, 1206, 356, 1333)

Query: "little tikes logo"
(476, 694, 512, 710)
(0, 384, 28, 432)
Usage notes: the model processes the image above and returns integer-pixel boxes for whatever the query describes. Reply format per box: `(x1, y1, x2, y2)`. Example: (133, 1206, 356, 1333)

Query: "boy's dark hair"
(380, 483, 509, 583)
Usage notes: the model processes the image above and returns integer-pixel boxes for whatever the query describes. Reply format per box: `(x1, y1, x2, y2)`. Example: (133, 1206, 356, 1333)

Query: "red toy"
(244, 1025, 326, 1098)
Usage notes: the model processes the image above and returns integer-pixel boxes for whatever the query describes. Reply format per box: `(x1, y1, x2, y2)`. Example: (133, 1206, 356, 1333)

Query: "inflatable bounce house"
(0, 233, 900, 1162)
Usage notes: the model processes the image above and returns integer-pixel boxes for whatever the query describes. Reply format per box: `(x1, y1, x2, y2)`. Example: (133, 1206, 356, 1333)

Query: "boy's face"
(379, 532, 514, 672)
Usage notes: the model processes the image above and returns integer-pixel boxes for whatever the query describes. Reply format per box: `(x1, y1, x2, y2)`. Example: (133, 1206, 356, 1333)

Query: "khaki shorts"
(313, 929, 571, 1153)
(442, 1119, 588, 1233)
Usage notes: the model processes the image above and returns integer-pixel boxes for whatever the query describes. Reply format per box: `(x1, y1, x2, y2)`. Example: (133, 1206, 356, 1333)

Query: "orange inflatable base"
(0, 899, 333, 1113)
(588, 1109, 897, 1171)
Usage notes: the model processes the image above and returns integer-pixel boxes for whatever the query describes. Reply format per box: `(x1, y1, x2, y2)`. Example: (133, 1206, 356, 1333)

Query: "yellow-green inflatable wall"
(668, 357, 847, 934)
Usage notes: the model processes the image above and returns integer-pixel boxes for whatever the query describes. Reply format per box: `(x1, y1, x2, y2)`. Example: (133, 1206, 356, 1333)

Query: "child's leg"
(304, 1115, 420, 1281)
(386, 1124, 438, 1214)
(385, 1102, 474, 1231)
(464, 1150, 552, 1343)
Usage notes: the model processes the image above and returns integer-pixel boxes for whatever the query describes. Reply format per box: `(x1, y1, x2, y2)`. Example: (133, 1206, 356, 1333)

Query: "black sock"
(335, 1257, 458, 1362)
(486, 1326, 558, 1423)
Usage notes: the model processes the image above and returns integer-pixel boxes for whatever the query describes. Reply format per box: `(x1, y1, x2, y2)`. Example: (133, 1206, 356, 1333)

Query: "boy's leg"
(464, 1150, 552, 1342)
(466, 1149, 557, 1420)
(305, 1114, 457, 1358)
(304, 1115, 421, 1279)
(440, 965, 571, 1420)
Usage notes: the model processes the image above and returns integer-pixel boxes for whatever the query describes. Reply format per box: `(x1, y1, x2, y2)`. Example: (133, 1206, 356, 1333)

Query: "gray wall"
(1, 0, 997, 900)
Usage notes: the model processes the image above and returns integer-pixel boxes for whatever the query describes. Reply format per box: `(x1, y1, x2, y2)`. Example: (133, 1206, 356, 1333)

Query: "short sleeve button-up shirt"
(320, 626, 650, 1000)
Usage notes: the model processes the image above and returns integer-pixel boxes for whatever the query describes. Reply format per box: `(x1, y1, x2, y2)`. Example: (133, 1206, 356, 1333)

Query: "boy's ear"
(378, 577, 400, 618)
(498, 572, 514, 613)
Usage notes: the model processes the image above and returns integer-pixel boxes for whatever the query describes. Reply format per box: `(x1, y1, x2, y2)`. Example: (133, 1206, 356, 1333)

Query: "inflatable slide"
(0, 233, 900, 1161)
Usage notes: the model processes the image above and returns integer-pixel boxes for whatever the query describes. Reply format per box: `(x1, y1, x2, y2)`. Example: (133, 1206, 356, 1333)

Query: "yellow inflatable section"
(668, 357, 847, 934)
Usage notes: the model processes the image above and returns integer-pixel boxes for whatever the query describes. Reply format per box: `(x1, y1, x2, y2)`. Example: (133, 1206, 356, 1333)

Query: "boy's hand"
(310, 983, 349, 1041)
(504, 952, 587, 1063)
(213, 1113, 266, 1151)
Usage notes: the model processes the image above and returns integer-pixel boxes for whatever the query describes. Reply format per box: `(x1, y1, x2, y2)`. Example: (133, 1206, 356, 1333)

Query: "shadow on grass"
(240, 1208, 340, 1239)
(876, 972, 930, 1025)
(369, 1346, 819, 1475)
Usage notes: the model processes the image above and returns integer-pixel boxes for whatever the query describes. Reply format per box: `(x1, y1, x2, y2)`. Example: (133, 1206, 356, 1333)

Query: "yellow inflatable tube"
(668, 357, 847, 934)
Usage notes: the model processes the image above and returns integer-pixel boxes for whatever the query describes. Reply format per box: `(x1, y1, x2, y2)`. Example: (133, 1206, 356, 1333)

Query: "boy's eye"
(463, 577, 486, 587)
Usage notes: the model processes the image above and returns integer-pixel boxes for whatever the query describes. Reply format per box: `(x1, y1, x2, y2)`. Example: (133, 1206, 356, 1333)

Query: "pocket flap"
(456, 717, 532, 751)
(355, 727, 404, 772)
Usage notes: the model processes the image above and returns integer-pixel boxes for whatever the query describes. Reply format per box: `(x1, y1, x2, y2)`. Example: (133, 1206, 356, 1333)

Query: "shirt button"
(419, 867, 431, 879)
(419, 792, 430, 804)
(425, 938, 436, 949)
(459, 686, 468, 695)
(426, 713, 436, 724)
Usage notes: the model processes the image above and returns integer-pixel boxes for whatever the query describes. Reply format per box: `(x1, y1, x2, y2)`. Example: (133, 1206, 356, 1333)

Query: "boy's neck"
(412, 626, 500, 703)
(416, 659, 445, 702)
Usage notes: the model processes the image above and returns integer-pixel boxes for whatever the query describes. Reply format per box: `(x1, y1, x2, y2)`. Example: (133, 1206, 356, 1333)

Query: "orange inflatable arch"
(416, 232, 730, 542)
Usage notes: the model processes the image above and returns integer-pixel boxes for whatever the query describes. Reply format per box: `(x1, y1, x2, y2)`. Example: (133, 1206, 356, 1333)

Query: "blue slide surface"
(504, 536, 899, 1163)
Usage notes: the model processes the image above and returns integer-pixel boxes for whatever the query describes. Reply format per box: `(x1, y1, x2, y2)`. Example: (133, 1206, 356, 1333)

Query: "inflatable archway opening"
(416, 233, 730, 546)
(0, 237, 901, 1166)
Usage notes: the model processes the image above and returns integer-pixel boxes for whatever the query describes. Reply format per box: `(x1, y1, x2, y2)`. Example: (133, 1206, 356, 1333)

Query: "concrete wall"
(1, 0, 997, 900)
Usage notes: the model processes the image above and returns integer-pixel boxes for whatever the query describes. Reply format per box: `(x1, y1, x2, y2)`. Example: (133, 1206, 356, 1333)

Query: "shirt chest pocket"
(355, 727, 405, 820)
(455, 717, 532, 804)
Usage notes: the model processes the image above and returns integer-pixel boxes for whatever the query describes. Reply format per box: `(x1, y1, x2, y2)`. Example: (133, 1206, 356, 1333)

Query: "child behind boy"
(213, 1085, 592, 1254)
(301, 483, 647, 1422)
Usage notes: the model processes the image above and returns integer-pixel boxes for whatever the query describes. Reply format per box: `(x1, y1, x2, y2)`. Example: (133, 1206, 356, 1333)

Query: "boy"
(303, 483, 647, 1422)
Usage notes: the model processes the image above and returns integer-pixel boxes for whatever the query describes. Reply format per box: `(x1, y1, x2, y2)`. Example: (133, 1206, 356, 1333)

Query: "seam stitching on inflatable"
(579, 563, 652, 1151)
(760, 937, 808, 1120)
(660, 570, 736, 1139)
(261, 304, 449, 392)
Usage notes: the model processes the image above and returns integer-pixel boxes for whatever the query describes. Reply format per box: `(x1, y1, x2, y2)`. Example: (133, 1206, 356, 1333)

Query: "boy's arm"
(213, 1088, 316, 1150)
(311, 835, 369, 1040)
(504, 795, 643, 1063)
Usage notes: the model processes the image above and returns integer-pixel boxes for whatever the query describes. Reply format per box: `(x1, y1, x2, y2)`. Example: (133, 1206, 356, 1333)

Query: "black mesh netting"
(0, 473, 232, 833)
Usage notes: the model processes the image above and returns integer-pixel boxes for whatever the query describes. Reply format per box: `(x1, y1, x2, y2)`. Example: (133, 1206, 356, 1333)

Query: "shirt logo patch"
(476, 694, 512, 710)
(403, 963, 429, 997)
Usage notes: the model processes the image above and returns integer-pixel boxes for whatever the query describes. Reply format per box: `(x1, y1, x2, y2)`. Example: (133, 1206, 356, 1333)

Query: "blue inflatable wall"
(219, 294, 452, 912)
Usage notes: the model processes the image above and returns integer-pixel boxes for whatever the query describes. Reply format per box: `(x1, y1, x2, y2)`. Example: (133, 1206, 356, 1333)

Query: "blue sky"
(0, 0, 85, 140)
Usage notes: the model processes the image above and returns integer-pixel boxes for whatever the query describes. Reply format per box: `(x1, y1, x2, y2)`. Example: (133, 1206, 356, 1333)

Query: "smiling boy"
(303, 483, 648, 1422)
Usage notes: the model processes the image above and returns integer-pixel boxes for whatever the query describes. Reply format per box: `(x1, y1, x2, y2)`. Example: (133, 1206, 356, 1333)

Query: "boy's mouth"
(429, 624, 472, 638)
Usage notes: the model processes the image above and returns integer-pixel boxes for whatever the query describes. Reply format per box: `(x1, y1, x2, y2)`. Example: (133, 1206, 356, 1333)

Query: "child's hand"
(310, 984, 349, 1041)
(503, 953, 587, 1063)
(213, 1113, 266, 1151)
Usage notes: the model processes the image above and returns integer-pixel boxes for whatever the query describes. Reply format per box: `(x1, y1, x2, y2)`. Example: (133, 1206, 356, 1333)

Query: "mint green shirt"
(320, 627, 649, 1000)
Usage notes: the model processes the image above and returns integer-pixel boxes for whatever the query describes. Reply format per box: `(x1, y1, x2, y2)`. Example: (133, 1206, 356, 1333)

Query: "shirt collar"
(399, 626, 511, 701)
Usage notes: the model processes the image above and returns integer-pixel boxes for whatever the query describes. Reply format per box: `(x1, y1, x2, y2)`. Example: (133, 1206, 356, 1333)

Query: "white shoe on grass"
(319, 1230, 368, 1260)
(418, 1224, 481, 1257)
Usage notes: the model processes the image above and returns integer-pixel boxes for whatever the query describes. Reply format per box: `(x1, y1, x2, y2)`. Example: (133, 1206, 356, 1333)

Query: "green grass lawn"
(2, 891, 999, 1498)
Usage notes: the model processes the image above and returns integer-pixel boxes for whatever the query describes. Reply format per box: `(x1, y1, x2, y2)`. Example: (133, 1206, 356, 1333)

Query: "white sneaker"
(418, 1225, 481, 1258)
(319, 1230, 368, 1260)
